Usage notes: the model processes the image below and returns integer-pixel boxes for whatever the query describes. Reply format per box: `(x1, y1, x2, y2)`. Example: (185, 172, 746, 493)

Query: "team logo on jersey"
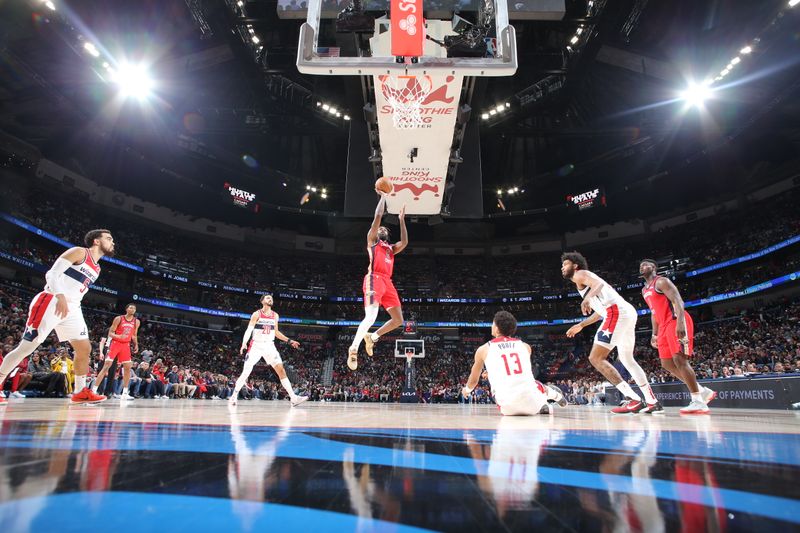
(596, 329, 613, 344)
(23, 325, 38, 342)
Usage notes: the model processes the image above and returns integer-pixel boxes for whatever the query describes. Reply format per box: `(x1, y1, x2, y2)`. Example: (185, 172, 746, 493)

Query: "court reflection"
(0, 413, 798, 531)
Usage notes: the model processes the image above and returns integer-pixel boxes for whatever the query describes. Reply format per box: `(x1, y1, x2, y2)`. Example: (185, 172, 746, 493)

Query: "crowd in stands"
(2, 176, 799, 305)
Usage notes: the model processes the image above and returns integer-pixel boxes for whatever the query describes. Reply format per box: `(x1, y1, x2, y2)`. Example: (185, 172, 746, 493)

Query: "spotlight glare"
(321, 193, 327, 199)
(489, 109, 496, 115)
(114, 63, 153, 99)
(237, 0, 244, 5)
(481, 113, 490, 119)
(576, 27, 583, 35)
(306, 185, 311, 190)
(311, 187, 318, 192)
(252, 36, 260, 44)
(731, 56, 741, 65)
(570, 36, 579, 45)
(322, 104, 330, 111)
(680, 83, 712, 108)
(790, 0, 799, 7)
(322, 188, 327, 194)
(740, 46, 752, 55)
(316, 101, 321, 106)
(343, 115, 351, 121)
(329, 107, 337, 114)
(44, 1, 55, 10)
(497, 189, 502, 195)
(507, 188, 514, 194)
(283, 182, 288, 187)
(495, 104, 504, 113)
(505, 102, 511, 108)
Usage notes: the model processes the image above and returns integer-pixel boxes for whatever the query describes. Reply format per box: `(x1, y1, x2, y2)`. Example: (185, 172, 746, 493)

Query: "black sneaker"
(640, 401, 665, 415)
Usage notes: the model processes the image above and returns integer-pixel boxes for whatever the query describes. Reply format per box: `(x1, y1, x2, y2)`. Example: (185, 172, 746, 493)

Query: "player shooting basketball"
(347, 188, 408, 371)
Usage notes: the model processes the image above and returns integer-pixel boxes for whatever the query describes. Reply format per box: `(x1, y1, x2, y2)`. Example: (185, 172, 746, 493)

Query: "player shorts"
(593, 304, 636, 356)
(246, 342, 283, 368)
(22, 292, 89, 344)
(106, 341, 132, 363)
(657, 313, 694, 359)
(495, 381, 548, 416)
(363, 273, 401, 309)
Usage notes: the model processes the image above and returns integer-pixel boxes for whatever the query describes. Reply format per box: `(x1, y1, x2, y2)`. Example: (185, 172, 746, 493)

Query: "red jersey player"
(92, 303, 140, 401)
(639, 259, 716, 414)
(347, 191, 408, 371)
(0, 229, 113, 405)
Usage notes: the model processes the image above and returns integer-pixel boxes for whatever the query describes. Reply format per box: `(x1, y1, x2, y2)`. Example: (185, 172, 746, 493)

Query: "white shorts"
(23, 292, 89, 344)
(594, 305, 636, 356)
(496, 384, 548, 416)
(246, 342, 283, 367)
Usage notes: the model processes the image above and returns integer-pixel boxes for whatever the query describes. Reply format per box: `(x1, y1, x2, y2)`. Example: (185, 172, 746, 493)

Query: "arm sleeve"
(44, 258, 74, 295)
(242, 325, 255, 346)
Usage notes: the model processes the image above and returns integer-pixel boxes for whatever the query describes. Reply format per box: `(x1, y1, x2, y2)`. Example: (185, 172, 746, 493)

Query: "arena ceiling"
(0, 0, 799, 238)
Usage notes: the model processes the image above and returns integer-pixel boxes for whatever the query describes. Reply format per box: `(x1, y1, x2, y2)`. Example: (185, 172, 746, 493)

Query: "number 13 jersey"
(483, 336, 535, 405)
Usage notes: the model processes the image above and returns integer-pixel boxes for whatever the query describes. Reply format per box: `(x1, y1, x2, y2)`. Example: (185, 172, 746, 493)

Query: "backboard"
(297, 0, 518, 218)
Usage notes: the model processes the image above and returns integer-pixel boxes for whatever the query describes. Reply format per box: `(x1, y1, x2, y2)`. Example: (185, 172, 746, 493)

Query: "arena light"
(343, 115, 351, 121)
(481, 113, 489, 120)
(570, 36, 579, 45)
(44, 0, 55, 10)
(576, 27, 584, 35)
(489, 109, 496, 116)
(282, 182, 288, 187)
(495, 104, 504, 113)
(731, 56, 741, 65)
(505, 102, 510, 108)
(496, 189, 502, 195)
(740, 46, 753, 55)
(322, 104, 330, 111)
(237, 0, 244, 5)
(680, 82, 712, 108)
(252, 36, 260, 44)
(321, 193, 328, 199)
(316, 101, 321, 107)
(83, 42, 100, 57)
(790, 0, 799, 7)
(113, 63, 153, 100)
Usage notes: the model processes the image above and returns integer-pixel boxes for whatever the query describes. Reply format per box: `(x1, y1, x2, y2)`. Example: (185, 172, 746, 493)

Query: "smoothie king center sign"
(375, 73, 463, 215)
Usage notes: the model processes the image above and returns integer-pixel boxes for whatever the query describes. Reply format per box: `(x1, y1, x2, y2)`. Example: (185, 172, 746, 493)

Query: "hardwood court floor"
(1, 399, 799, 531)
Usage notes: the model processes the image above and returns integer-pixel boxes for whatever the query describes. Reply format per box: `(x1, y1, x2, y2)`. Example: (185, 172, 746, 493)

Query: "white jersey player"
(230, 294, 308, 407)
(0, 229, 114, 405)
(462, 311, 565, 416)
(561, 251, 662, 415)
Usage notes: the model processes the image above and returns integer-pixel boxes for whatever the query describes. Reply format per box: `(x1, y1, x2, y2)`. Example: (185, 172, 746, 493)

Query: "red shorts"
(106, 341, 132, 363)
(363, 273, 401, 309)
(657, 313, 694, 359)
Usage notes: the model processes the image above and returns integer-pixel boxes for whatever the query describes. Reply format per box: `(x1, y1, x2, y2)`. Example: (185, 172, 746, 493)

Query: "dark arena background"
(1, 0, 800, 531)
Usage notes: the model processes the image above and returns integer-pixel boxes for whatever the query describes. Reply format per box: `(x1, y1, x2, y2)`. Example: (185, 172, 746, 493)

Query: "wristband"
(463, 385, 474, 394)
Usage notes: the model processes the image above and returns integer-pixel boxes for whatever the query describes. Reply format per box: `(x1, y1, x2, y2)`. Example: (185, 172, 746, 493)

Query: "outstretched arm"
(46, 246, 86, 319)
(367, 194, 388, 246)
(462, 344, 488, 398)
(393, 204, 408, 254)
(240, 312, 259, 354)
(566, 312, 603, 337)
(273, 313, 300, 348)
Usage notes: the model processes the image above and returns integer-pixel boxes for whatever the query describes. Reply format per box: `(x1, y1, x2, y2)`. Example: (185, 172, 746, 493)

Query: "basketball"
(375, 177, 393, 194)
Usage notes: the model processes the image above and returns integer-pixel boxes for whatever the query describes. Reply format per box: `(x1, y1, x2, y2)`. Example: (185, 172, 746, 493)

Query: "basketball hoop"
(379, 74, 433, 129)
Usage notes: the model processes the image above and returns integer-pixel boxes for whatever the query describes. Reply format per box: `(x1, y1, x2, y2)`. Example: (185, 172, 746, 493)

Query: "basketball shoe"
(71, 388, 107, 404)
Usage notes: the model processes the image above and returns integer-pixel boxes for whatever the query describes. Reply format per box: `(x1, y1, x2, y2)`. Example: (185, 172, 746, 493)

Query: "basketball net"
(405, 347, 415, 366)
(379, 74, 433, 129)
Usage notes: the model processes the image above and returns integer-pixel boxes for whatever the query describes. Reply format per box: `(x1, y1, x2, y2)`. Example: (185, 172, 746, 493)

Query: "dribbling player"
(347, 192, 408, 371)
(0, 229, 113, 405)
(92, 303, 140, 401)
(561, 252, 662, 414)
(230, 294, 308, 407)
(462, 311, 566, 415)
(640, 259, 715, 414)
